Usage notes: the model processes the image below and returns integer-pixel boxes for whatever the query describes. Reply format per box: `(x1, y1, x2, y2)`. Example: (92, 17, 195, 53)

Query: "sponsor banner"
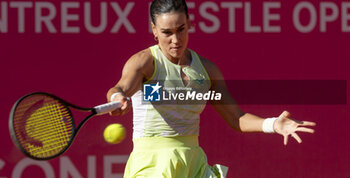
(1, 0, 350, 177)
(0, 1, 350, 34)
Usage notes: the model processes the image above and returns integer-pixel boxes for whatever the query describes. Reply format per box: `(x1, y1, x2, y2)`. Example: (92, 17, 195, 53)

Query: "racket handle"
(94, 101, 122, 115)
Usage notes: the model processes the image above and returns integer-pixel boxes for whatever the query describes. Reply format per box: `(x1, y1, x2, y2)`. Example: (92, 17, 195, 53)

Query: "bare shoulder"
(128, 48, 154, 67)
(124, 48, 154, 81)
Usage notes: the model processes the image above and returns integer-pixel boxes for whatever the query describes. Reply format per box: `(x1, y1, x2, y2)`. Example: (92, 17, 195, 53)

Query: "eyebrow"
(160, 24, 185, 31)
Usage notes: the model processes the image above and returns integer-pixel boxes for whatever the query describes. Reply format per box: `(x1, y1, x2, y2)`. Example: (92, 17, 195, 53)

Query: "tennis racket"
(9, 92, 122, 160)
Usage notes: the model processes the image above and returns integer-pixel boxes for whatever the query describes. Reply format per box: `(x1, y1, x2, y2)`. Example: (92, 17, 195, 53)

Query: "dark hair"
(150, 0, 189, 25)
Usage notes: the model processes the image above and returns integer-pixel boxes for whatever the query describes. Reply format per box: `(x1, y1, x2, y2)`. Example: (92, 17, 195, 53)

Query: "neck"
(159, 46, 191, 66)
(169, 51, 189, 65)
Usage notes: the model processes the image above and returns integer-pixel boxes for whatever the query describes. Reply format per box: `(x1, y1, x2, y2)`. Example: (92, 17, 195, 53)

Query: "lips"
(171, 46, 182, 50)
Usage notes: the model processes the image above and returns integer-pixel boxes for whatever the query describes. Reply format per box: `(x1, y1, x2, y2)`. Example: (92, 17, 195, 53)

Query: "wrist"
(262, 117, 278, 133)
(110, 92, 123, 101)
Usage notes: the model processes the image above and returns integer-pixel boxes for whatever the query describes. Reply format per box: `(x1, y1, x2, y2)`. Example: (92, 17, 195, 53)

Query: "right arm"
(107, 49, 154, 115)
(201, 56, 316, 145)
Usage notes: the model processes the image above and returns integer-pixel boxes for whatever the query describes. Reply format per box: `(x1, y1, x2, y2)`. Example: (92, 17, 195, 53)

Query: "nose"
(171, 33, 180, 44)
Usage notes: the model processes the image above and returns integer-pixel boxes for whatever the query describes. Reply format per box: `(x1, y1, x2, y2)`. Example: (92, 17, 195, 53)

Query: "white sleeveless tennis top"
(131, 45, 211, 138)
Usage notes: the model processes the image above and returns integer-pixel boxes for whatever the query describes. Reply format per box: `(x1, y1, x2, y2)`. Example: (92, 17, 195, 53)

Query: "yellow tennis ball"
(103, 123, 126, 144)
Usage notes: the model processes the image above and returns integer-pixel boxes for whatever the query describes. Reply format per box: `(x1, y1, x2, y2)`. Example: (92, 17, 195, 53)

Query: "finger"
(291, 133, 302, 144)
(120, 110, 127, 116)
(279, 110, 290, 118)
(296, 127, 315, 133)
(292, 119, 304, 124)
(121, 101, 128, 110)
(110, 108, 122, 116)
(300, 121, 316, 126)
(284, 135, 288, 146)
(119, 96, 130, 108)
(110, 111, 120, 116)
(120, 105, 131, 116)
(120, 100, 132, 115)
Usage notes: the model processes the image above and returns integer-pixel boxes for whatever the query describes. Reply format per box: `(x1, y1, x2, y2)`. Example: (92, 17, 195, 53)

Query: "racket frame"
(9, 92, 100, 160)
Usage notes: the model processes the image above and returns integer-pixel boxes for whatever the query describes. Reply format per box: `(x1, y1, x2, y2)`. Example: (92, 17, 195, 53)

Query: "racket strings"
(13, 95, 74, 158)
(26, 104, 71, 154)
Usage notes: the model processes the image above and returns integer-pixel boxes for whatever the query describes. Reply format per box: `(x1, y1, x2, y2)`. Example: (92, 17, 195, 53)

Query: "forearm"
(238, 113, 265, 133)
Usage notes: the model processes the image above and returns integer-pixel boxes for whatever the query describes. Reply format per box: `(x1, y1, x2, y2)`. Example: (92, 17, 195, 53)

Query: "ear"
(151, 22, 158, 37)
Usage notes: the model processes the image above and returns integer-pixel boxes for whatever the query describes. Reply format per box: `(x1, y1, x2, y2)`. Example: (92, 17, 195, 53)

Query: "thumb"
(279, 110, 290, 119)
(121, 97, 130, 110)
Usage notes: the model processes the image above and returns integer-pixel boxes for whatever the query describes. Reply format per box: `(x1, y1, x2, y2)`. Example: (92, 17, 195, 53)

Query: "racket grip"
(94, 101, 122, 115)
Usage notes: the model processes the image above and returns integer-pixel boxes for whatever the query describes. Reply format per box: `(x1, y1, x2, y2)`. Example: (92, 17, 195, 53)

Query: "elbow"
(231, 112, 246, 133)
(225, 117, 242, 133)
(232, 124, 243, 133)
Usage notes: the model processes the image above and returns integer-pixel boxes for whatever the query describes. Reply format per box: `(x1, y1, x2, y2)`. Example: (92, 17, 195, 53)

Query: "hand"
(273, 111, 316, 145)
(110, 93, 131, 116)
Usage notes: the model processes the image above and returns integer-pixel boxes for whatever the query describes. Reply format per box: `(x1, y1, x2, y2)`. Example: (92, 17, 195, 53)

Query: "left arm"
(201, 56, 316, 145)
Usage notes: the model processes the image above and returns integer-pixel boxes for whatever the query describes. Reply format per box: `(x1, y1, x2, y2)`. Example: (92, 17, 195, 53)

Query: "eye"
(178, 28, 184, 32)
(162, 31, 172, 35)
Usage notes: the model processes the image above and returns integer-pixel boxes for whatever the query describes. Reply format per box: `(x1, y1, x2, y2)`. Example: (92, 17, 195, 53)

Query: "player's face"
(152, 11, 190, 61)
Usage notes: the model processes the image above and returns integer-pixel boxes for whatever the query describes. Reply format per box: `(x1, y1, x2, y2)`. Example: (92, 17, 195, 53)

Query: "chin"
(170, 53, 182, 59)
(169, 50, 185, 58)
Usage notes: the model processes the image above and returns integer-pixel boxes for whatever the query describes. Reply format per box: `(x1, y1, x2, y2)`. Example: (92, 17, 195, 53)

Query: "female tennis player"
(107, 0, 316, 177)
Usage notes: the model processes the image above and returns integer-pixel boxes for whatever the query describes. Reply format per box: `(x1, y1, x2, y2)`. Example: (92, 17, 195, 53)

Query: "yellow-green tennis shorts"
(124, 136, 228, 178)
